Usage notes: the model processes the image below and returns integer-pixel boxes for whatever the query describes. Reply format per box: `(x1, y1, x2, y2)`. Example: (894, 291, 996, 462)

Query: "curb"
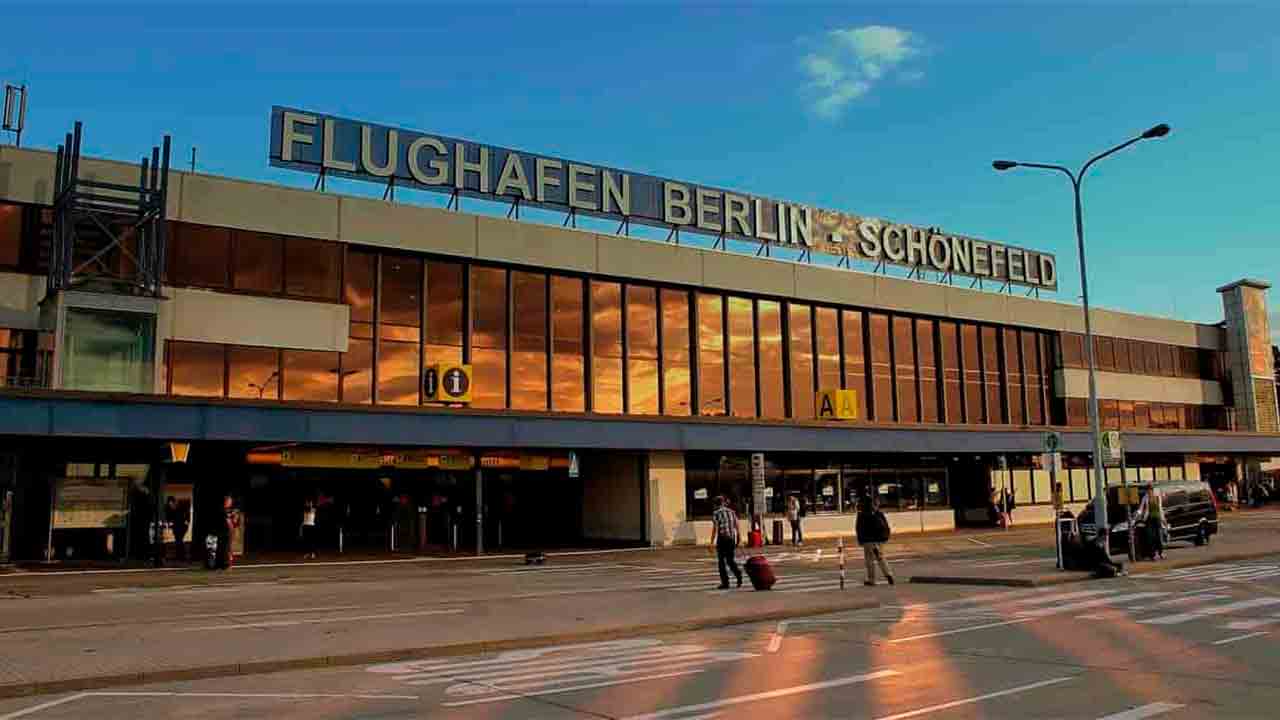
(908, 547, 1280, 588)
(0, 597, 879, 700)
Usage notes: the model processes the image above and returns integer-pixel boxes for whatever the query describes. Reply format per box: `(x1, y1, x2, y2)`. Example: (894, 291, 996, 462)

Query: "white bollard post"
(839, 538, 846, 590)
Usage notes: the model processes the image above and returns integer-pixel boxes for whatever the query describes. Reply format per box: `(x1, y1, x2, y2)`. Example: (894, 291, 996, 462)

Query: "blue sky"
(4, 2, 1278, 332)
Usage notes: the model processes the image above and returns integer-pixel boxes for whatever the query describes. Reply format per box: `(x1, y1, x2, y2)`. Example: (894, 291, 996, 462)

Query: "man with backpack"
(856, 497, 895, 586)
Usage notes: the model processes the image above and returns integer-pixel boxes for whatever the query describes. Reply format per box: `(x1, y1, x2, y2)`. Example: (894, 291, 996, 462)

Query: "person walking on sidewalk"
(301, 498, 318, 560)
(856, 497, 894, 586)
(711, 495, 743, 589)
(166, 496, 189, 563)
(786, 494, 804, 546)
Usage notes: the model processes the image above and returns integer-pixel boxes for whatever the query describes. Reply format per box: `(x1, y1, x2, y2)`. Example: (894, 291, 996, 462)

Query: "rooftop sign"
(269, 106, 1057, 290)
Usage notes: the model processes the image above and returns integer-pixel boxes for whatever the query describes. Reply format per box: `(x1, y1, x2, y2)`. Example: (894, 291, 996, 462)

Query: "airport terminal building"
(0, 109, 1276, 562)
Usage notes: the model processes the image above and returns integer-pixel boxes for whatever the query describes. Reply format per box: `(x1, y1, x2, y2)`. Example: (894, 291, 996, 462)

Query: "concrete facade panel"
(342, 197, 477, 258)
(0, 146, 55, 204)
(476, 216, 592, 272)
(700, 251, 796, 298)
(1056, 368, 1225, 405)
(161, 287, 350, 352)
(877, 275, 948, 316)
(180, 175, 339, 240)
(943, 286, 1010, 325)
(581, 452, 645, 541)
(594, 234, 704, 287)
(793, 265, 877, 308)
(0, 272, 43, 329)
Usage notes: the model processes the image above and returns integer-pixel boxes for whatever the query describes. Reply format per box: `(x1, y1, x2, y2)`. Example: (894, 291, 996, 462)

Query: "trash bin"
(771, 519, 784, 546)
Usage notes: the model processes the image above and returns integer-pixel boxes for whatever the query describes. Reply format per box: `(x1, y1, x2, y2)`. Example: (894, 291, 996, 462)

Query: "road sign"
(424, 363, 473, 403)
(568, 451, 579, 478)
(1101, 431, 1124, 467)
(750, 453, 766, 515)
(1043, 431, 1061, 454)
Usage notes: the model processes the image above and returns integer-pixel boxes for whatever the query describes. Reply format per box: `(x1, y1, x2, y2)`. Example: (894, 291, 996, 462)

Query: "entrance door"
(484, 468, 582, 550)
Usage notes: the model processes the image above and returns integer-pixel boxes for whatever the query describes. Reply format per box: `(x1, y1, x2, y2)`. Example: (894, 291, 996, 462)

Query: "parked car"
(1077, 480, 1218, 555)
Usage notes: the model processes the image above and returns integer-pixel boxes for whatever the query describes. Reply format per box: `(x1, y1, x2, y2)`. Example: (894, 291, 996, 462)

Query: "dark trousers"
(716, 536, 742, 587)
(789, 519, 803, 544)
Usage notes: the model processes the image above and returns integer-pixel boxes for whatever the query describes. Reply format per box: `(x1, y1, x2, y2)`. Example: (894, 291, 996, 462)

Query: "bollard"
(839, 538, 846, 590)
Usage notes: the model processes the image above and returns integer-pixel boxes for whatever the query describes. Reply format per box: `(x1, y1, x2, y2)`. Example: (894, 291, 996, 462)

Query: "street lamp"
(992, 123, 1170, 553)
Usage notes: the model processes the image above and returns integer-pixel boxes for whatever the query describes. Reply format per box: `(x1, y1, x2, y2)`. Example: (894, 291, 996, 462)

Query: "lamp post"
(992, 123, 1170, 552)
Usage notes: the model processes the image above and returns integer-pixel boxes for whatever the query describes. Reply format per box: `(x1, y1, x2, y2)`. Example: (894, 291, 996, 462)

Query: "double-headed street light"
(992, 123, 1170, 552)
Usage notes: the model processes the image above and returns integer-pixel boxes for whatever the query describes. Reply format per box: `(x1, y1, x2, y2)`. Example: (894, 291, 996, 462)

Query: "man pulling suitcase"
(711, 495, 743, 590)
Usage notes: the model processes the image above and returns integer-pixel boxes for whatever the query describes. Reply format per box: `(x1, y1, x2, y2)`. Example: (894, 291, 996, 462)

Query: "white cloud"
(800, 25, 924, 119)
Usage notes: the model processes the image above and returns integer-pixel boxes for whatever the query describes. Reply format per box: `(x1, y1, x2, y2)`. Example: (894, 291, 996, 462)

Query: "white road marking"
(179, 608, 463, 631)
(1017, 592, 1171, 618)
(1212, 631, 1270, 645)
(967, 537, 993, 547)
(620, 670, 900, 719)
(1223, 615, 1280, 631)
(1097, 702, 1185, 720)
(1141, 597, 1280, 625)
(0, 690, 418, 720)
(890, 617, 1038, 643)
(1130, 593, 1231, 610)
(872, 676, 1074, 720)
(0, 605, 364, 634)
(442, 669, 707, 707)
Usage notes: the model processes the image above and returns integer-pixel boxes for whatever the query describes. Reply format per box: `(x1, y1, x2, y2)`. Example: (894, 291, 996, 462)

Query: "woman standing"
(1146, 490, 1167, 560)
(786, 494, 803, 546)
(301, 499, 318, 560)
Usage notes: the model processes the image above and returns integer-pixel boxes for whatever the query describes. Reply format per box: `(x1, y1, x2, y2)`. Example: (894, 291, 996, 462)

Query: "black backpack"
(876, 511, 891, 542)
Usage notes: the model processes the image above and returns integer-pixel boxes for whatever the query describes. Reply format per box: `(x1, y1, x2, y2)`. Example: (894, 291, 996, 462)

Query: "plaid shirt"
(712, 505, 738, 542)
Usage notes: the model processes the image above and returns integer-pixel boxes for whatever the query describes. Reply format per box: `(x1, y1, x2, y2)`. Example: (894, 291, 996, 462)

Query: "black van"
(1077, 481, 1219, 555)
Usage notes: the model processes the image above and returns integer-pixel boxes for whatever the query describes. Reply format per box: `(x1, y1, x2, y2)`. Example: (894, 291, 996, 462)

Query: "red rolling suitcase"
(744, 555, 776, 590)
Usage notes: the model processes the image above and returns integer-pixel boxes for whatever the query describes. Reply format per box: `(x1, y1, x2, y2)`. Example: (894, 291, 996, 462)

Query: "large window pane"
(341, 338, 373, 404)
(789, 304, 814, 419)
(344, 250, 376, 324)
(1060, 332, 1084, 369)
(759, 301, 785, 419)
(1159, 344, 1177, 377)
(590, 281, 622, 414)
(284, 237, 341, 300)
(815, 307, 840, 392)
(1066, 397, 1089, 427)
(64, 309, 155, 393)
(378, 340, 420, 405)
(892, 316, 917, 423)
(727, 296, 756, 418)
(842, 310, 868, 421)
(870, 313, 892, 421)
(962, 323, 983, 423)
(232, 230, 283, 293)
(170, 223, 229, 288)
(168, 341, 224, 397)
(940, 321, 962, 424)
(1024, 332, 1044, 425)
(1115, 338, 1133, 374)
(0, 203, 22, 267)
(425, 260, 464, 370)
(472, 267, 508, 409)
(626, 285, 659, 415)
(1095, 336, 1116, 372)
(551, 276, 585, 412)
(1143, 342, 1161, 375)
(917, 319, 938, 423)
(982, 326, 1003, 423)
(283, 350, 339, 402)
(1005, 328, 1026, 424)
(697, 294, 725, 416)
(660, 289, 691, 416)
(379, 255, 423, 332)
(512, 272, 549, 411)
(228, 346, 280, 400)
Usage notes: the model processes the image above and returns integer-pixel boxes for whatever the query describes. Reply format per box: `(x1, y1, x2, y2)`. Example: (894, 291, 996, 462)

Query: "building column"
(645, 451, 686, 547)
(474, 463, 483, 555)
(1217, 279, 1278, 433)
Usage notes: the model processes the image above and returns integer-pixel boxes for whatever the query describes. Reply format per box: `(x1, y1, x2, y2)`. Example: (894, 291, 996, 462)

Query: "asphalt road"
(3, 557, 1278, 719)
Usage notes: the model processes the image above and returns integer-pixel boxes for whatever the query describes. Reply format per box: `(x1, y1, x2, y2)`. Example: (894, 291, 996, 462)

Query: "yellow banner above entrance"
(815, 389, 858, 421)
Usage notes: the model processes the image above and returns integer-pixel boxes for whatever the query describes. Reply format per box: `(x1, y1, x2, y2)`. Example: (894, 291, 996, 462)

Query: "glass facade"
(148, 221, 1234, 431)
(65, 309, 155, 393)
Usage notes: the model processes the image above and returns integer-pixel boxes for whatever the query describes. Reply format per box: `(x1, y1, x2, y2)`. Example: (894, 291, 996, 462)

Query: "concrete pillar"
(645, 451, 686, 547)
(1217, 279, 1278, 433)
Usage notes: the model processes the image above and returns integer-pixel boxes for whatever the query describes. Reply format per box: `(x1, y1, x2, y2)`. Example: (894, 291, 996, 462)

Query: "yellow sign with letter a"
(815, 389, 858, 421)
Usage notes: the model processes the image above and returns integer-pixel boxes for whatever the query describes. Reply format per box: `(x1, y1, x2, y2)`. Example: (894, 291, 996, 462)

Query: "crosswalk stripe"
(1223, 617, 1280, 631)
(1140, 597, 1280, 625)
(1018, 592, 1171, 618)
(1097, 701, 1185, 720)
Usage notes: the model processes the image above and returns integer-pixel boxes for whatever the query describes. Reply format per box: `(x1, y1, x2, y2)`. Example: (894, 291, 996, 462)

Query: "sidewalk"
(908, 512, 1280, 587)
